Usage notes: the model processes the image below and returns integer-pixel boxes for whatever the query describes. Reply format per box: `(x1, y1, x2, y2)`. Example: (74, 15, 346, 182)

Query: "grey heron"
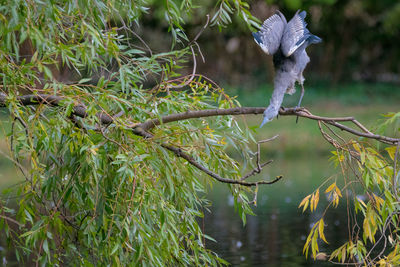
(253, 10, 322, 127)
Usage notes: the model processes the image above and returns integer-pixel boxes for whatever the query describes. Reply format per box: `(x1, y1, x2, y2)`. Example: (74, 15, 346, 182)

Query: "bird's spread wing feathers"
(252, 11, 286, 55)
(281, 10, 310, 57)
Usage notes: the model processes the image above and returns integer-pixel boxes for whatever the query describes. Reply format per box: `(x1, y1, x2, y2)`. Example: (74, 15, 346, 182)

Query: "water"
(0, 155, 347, 266)
(203, 156, 348, 266)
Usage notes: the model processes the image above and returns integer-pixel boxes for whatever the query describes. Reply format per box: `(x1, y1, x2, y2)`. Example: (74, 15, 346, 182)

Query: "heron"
(252, 10, 322, 127)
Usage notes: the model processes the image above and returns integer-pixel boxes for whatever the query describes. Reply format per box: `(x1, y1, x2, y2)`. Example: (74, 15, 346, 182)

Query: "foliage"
(0, 0, 261, 265)
(300, 112, 400, 265)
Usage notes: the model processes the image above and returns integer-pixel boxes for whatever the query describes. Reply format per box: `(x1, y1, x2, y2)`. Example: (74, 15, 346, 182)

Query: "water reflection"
(203, 157, 348, 266)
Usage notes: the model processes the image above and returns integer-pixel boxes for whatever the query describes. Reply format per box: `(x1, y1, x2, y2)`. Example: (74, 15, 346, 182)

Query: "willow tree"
(0, 1, 399, 266)
(0, 1, 266, 265)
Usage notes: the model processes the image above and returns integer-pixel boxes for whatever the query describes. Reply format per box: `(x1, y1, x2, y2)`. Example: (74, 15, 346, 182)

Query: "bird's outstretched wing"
(252, 11, 287, 55)
(281, 10, 310, 57)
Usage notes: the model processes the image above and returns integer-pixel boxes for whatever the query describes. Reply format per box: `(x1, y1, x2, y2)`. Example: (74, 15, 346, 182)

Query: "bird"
(252, 10, 322, 127)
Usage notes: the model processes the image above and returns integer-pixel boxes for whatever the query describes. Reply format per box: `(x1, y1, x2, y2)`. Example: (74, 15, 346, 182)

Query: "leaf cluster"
(0, 0, 258, 265)
(300, 112, 400, 265)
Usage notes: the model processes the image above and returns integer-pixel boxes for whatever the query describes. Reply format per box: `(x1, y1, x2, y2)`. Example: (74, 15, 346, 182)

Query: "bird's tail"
(308, 34, 322, 44)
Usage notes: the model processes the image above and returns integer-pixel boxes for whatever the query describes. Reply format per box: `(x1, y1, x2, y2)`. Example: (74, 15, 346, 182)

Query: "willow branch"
(139, 107, 265, 130)
(2, 93, 399, 187)
(131, 127, 280, 186)
(161, 143, 280, 186)
(2, 93, 399, 145)
(137, 106, 400, 145)
(0, 93, 114, 124)
(1, 93, 398, 144)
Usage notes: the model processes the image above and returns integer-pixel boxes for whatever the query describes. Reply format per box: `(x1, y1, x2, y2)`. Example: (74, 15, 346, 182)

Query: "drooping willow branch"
(129, 127, 280, 186)
(1, 93, 399, 187)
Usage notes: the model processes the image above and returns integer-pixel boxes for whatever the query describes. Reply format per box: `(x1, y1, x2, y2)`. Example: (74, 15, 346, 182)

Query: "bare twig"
(258, 135, 280, 144)
(251, 183, 259, 206)
(132, 127, 281, 187)
(162, 143, 281, 186)
(166, 45, 197, 89)
(318, 121, 340, 148)
(321, 121, 347, 145)
(189, 14, 210, 45)
(365, 211, 400, 265)
(165, 15, 210, 90)
(194, 42, 205, 63)
(99, 126, 128, 153)
(240, 160, 273, 181)
(241, 134, 278, 180)
(0, 214, 24, 227)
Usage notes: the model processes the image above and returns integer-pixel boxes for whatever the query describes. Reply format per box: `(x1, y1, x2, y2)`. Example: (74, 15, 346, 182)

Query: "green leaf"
(43, 239, 49, 255)
(78, 78, 92, 84)
(111, 244, 119, 255)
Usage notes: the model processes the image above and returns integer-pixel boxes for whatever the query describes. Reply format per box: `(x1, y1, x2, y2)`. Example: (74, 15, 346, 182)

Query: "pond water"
(203, 156, 348, 266)
(0, 151, 348, 266)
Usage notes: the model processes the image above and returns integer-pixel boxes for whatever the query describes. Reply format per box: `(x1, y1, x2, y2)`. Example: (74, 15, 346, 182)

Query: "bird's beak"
(260, 117, 270, 128)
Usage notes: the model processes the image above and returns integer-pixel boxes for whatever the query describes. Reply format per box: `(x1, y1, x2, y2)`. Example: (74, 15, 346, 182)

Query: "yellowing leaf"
(299, 195, 311, 212)
(360, 151, 365, 164)
(312, 234, 319, 260)
(332, 192, 339, 208)
(353, 142, 361, 153)
(335, 187, 342, 198)
(90, 148, 98, 155)
(218, 137, 227, 145)
(369, 211, 376, 227)
(312, 189, 320, 212)
(377, 259, 386, 266)
(318, 219, 328, 244)
(357, 197, 367, 208)
(341, 247, 346, 263)
(363, 217, 376, 243)
(372, 194, 384, 210)
(205, 125, 214, 133)
(385, 146, 397, 161)
(325, 182, 336, 194)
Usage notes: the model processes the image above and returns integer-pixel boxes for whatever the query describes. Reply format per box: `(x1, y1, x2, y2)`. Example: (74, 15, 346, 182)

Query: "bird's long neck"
(268, 69, 290, 113)
(269, 85, 285, 111)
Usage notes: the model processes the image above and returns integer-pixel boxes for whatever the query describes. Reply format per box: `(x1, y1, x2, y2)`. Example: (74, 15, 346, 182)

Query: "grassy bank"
(227, 82, 399, 157)
(226, 82, 400, 107)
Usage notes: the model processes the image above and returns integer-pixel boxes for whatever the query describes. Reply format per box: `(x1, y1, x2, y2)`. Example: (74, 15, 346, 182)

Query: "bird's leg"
(297, 83, 305, 108)
(295, 84, 305, 123)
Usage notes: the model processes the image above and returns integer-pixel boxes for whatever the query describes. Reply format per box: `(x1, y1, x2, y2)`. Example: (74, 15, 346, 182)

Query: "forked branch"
(132, 127, 280, 187)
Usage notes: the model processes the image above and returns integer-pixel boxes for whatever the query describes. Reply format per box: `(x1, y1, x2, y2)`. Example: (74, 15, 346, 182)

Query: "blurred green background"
(139, 0, 400, 88)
